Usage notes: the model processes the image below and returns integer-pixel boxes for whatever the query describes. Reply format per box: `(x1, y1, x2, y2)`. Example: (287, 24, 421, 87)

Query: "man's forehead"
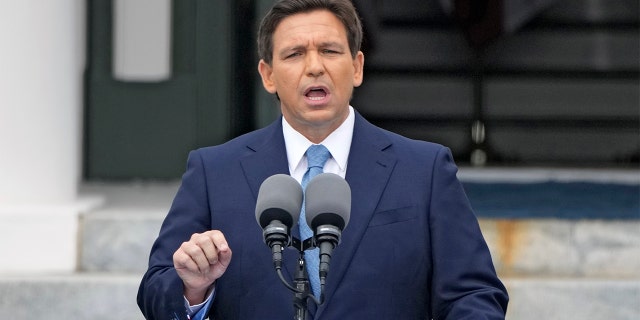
(272, 10, 348, 46)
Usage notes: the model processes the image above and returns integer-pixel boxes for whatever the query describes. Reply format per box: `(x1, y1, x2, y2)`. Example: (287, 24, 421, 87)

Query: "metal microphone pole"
(292, 255, 310, 320)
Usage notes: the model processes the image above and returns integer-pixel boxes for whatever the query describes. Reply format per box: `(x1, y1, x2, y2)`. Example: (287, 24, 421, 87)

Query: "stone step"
(480, 219, 640, 278)
(79, 202, 640, 278)
(79, 182, 176, 273)
(505, 277, 640, 320)
(0, 274, 637, 320)
(0, 273, 141, 319)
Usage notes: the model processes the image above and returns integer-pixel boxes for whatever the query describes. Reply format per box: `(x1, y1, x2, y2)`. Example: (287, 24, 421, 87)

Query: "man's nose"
(305, 52, 324, 77)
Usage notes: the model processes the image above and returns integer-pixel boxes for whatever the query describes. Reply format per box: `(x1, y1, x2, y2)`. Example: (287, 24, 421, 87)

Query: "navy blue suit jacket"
(138, 112, 508, 319)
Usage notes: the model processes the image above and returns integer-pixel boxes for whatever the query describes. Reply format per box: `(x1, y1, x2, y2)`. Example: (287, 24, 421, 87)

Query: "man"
(137, 0, 508, 319)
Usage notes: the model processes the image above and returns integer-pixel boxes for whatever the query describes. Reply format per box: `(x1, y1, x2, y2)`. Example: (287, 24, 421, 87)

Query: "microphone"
(255, 174, 303, 268)
(304, 173, 351, 291)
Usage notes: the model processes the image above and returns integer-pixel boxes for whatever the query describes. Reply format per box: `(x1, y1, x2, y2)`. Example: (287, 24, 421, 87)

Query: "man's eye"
(286, 52, 301, 59)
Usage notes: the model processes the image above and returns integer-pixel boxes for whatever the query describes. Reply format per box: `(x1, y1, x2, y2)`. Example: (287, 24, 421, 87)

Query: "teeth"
(305, 87, 327, 101)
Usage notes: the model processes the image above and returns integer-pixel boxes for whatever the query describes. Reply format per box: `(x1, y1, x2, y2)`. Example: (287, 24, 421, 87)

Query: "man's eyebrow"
(318, 41, 345, 49)
(277, 41, 346, 57)
(281, 45, 306, 52)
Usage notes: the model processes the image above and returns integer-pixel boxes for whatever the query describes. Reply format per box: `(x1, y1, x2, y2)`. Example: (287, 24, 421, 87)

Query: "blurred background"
(0, 0, 638, 319)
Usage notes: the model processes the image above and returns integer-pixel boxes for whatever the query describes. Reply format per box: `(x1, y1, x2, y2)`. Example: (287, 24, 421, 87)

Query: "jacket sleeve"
(428, 147, 509, 319)
(137, 149, 213, 320)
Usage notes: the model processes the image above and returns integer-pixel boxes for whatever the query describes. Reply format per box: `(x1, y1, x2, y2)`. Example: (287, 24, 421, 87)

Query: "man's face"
(258, 10, 364, 142)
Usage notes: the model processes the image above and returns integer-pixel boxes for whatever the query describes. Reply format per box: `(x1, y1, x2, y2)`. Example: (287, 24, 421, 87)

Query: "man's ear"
(258, 59, 277, 94)
(352, 51, 364, 87)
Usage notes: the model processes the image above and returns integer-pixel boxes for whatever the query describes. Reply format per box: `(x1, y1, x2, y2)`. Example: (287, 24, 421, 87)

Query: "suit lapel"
(238, 118, 302, 280)
(240, 118, 290, 198)
(315, 113, 397, 318)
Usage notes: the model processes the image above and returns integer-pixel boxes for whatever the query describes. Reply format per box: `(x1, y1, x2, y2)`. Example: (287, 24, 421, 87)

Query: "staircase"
(1, 168, 638, 319)
(0, 183, 174, 319)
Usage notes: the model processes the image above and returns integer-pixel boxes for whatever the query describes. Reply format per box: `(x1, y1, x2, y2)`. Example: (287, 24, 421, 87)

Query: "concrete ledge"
(79, 182, 176, 272)
(0, 196, 102, 273)
(458, 167, 640, 184)
(80, 207, 640, 279)
(0, 274, 637, 320)
(0, 274, 142, 319)
(505, 278, 640, 320)
(480, 219, 640, 278)
(80, 210, 164, 272)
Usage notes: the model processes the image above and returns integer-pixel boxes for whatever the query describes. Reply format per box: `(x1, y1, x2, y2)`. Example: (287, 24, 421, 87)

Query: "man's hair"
(257, 0, 363, 65)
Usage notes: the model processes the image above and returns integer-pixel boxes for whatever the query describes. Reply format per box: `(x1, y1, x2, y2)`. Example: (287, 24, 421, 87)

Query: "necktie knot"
(306, 144, 331, 171)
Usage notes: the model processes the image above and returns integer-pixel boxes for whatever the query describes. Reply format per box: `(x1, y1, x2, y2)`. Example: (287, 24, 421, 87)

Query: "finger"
(173, 249, 199, 272)
(208, 230, 230, 255)
(182, 240, 211, 274)
(194, 233, 219, 265)
(207, 230, 232, 269)
(218, 245, 232, 268)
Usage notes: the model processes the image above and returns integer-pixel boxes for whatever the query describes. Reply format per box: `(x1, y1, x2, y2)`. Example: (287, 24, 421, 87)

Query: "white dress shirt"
(283, 106, 355, 181)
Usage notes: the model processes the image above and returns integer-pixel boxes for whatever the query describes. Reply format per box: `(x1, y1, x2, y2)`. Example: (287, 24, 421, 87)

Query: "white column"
(0, 0, 94, 273)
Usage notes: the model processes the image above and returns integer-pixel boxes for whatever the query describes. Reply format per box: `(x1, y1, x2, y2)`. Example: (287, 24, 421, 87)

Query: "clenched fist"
(173, 230, 232, 305)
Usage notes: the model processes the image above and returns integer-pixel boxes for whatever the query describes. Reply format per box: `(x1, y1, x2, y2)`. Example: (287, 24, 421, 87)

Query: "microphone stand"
(292, 255, 310, 320)
(290, 236, 316, 320)
(267, 231, 321, 320)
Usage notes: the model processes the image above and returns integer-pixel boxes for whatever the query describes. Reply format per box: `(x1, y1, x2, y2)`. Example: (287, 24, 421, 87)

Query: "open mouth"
(304, 87, 329, 101)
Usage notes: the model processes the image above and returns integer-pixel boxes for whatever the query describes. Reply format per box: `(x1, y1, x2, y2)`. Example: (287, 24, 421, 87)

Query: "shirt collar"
(282, 106, 354, 174)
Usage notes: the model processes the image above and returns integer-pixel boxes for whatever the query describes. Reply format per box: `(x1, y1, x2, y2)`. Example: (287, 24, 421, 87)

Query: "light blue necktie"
(299, 144, 331, 298)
